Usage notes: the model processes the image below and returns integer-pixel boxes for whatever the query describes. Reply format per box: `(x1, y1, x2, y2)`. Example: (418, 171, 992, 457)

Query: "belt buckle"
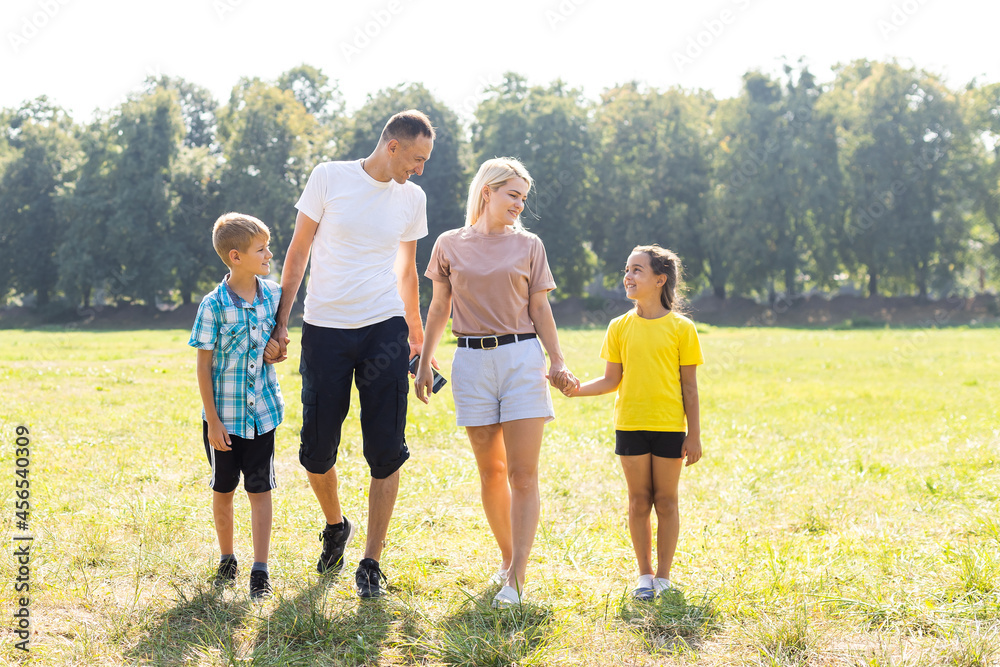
(481, 336, 499, 350)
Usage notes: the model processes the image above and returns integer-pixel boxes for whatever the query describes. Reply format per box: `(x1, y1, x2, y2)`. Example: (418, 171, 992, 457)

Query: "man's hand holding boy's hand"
(263, 336, 288, 364)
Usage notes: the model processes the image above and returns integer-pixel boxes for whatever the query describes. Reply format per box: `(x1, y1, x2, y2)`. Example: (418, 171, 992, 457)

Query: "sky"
(2, 0, 999, 124)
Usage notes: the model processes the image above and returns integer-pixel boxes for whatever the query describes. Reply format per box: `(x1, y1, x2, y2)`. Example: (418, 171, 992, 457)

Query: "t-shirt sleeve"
(294, 164, 326, 223)
(527, 236, 556, 294)
(678, 319, 704, 366)
(402, 187, 428, 242)
(600, 320, 621, 364)
(424, 235, 450, 282)
(188, 296, 217, 350)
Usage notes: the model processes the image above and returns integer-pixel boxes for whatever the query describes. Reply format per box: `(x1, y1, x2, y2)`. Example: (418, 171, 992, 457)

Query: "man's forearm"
(274, 251, 309, 330)
(399, 270, 423, 343)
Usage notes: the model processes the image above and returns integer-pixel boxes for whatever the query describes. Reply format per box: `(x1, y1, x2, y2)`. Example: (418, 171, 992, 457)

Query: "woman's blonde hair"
(465, 157, 533, 228)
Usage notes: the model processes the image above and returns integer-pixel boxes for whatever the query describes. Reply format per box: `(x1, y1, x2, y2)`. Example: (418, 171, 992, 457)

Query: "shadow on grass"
(248, 578, 403, 665)
(127, 583, 253, 665)
(128, 575, 423, 666)
(617, 587, 719, 656)
(406, 587, 556, 667)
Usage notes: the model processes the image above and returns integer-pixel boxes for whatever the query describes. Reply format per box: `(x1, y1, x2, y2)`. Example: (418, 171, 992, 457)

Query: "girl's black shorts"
(615, 430, 686, 458)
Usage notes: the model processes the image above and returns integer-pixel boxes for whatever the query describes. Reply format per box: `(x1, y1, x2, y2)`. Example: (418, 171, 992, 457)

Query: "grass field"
(1, 325, 998, 666)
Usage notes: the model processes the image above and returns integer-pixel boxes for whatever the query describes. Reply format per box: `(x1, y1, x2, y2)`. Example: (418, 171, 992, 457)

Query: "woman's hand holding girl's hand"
(560, 374, 581, 397)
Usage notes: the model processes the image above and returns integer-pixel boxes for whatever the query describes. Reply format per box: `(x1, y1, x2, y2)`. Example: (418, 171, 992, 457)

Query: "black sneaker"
(355, 558, 387, 599)
(317, 516, 356, 574)
(213, 558, 238, 588)
(249, 570, 272, 600)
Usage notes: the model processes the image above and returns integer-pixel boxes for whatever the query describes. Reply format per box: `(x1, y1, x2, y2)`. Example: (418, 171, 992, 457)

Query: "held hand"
(682, 433, 702, 466)
(267, 324, 290, 363)
(263, 338, 281, 364)
(560, 375, 581, 397)
(546, 361, 569, 389)
(207, 420, 232, 452)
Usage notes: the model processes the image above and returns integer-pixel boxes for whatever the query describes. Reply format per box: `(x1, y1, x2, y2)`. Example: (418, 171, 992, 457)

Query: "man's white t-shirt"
(295, 160, 428, 329)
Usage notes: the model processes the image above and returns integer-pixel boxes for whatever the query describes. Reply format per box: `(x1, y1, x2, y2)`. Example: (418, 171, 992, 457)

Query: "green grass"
(1, 326, 998, 665)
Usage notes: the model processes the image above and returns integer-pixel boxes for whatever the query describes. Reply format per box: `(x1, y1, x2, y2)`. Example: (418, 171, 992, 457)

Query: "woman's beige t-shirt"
(425, 226, 556, 336)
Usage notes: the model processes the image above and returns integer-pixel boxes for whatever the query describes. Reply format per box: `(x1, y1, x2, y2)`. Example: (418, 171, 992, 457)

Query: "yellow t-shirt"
(601, 310, 704, 431)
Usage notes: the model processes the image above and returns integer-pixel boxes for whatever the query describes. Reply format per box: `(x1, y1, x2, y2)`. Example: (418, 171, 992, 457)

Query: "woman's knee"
(506, 466, 539, 493)
(478, 457, 508, 486)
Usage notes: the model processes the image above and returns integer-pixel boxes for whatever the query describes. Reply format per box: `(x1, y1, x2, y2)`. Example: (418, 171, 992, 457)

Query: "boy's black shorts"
(298, 317, 410, 480)
(202, 422, 277, 494)
(615, 430, 686, 458)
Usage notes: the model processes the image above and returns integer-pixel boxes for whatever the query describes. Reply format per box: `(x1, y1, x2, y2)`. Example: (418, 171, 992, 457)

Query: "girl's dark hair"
(632, 244, 685, 313)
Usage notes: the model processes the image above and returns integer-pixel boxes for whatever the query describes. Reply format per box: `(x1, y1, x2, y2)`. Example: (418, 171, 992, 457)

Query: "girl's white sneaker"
(652, 577, 674, 597)
(490, 565, 510, 586)
(633, 574, 655, 600)
(492, 585, 521, 609)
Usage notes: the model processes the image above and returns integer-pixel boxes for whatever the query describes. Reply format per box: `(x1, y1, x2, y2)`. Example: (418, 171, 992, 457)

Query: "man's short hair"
(379, 109, 436, 144)
(212, 212, 270, 268)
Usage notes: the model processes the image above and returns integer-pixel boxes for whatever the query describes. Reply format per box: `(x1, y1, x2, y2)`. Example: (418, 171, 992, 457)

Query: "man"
(267, 109, 434, 598)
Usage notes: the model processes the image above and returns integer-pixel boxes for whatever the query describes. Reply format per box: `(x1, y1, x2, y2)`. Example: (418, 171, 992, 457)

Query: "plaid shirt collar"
(221, 273, 268, 309)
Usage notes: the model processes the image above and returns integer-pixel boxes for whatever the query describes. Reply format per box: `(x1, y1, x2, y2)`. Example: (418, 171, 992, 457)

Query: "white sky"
(2, 0, 998, 124)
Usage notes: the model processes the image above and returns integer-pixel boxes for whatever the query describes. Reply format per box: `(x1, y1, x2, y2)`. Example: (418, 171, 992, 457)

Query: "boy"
(189, 212, 284, 599)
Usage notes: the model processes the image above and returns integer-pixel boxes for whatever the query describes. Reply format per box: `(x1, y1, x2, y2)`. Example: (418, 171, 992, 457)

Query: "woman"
(415, 157, 574, 608)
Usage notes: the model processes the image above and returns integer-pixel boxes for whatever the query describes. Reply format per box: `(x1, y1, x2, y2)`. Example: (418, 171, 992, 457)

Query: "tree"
(967, 82, 1000, 274)
(146, 75, 218, 149)
(217, 78, 320, 264)
(171, 144, 222, 304)
(472, 74, 596, 296)
(0, 98, 80, 305)
(831, 60, 972, 296)
(57, 86, 184, 307)
(277, 64, 346, 161)
(711, 67, 842, 299)
(590, 82, 713, 293)
(277, 64, 344, 125)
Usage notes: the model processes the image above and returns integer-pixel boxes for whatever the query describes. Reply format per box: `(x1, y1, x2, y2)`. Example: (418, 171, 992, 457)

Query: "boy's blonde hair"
(212, 212, 270, 267)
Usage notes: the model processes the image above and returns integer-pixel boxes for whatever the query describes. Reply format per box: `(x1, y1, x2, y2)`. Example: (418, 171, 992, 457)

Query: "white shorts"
(451, 337, 556, 427)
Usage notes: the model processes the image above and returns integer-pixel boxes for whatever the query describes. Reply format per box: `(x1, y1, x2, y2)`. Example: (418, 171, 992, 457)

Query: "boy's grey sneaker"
(355, 558, 387, 599)
(249, 570, 272, 600)
(213, 558, 238, 588)
(318, 516, 356, 574)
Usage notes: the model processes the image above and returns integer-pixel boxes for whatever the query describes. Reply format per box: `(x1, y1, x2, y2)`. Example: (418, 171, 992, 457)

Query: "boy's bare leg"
(213, 490, 237, 556)
(246, 490, 272, 565)
(307, 467, 344, 525)
(364, 470, 399, 561)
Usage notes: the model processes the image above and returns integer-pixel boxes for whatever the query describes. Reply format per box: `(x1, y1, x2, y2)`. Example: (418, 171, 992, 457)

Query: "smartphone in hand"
(409, 355, 447, 394)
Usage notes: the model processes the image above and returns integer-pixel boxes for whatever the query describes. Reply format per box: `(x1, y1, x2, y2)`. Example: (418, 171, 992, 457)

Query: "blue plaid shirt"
(189, 275, 284, 439)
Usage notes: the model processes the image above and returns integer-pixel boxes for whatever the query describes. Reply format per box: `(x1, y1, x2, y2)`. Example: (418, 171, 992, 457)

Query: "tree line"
(2, 61, 999, 313)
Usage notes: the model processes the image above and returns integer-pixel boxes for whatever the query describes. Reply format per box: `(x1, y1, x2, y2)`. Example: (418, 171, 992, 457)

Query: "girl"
(563, 245, 703, 599)
(415, 158, 576, 608)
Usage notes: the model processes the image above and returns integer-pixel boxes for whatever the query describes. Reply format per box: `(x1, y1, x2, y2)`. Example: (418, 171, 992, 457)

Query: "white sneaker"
(633, 574, 655, 600)
(492, 585, 521, 609)
(652, 577, 674, 597)
(490, 565, 510, 586)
